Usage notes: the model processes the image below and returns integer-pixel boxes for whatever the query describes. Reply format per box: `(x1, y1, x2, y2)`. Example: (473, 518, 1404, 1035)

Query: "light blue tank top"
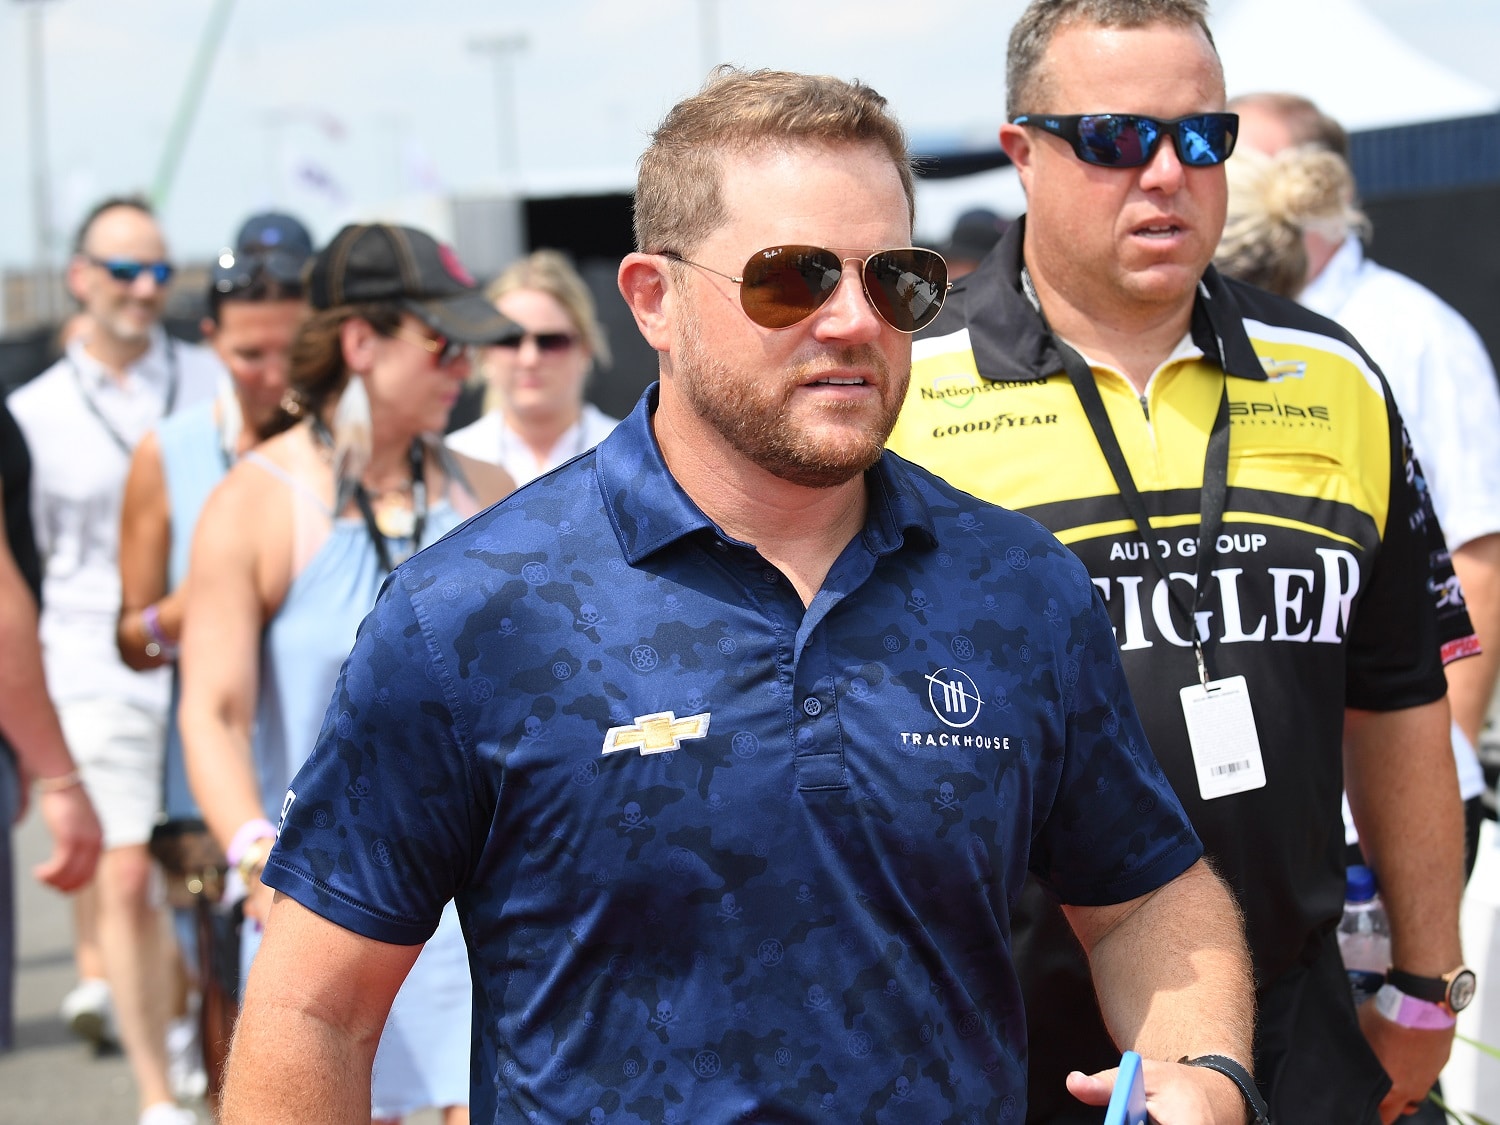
(242, 453, 473, 1115)
(157, 399, 227, 590)
(156, 401, 229, 818)
(246, 454, 464, 813)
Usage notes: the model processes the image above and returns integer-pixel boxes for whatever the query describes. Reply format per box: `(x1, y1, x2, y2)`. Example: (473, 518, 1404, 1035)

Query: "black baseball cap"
(942, 208, 1011, 264)
(305, 222, 515, 344)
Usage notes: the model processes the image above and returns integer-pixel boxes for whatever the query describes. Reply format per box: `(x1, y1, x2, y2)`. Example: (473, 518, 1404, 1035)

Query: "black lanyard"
(1024, 274, 1231, 683)
(69, 336, 180, 457)
(313, 419, 428, 574)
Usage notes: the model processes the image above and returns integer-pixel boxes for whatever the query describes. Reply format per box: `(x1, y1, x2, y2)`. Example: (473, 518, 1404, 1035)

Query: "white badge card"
(1179, 675, 1267, 800)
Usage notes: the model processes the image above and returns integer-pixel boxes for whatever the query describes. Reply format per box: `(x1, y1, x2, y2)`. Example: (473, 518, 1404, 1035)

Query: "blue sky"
(0, 0, 1495, 281)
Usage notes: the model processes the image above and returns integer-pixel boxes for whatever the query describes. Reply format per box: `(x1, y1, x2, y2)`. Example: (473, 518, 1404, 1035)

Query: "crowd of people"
(2, 1, 1498, 1123)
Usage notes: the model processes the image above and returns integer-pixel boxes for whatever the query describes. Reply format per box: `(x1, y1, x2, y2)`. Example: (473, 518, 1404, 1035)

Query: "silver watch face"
(1450, 969, 1477, 1012)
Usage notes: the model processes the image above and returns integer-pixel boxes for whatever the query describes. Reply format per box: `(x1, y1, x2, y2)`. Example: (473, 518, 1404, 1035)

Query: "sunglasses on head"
(1012, 112, 1239, 168)
(211, 248, 307, 297)
(659, 244, 951, 333)
(493, 330, 578, 353)
(390, 325, 468, 368)
(88, 256, 174, 285)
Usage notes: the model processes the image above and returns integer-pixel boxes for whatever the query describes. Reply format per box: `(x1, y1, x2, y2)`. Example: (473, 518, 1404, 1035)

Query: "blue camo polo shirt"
(264, 384, 1202, 1124)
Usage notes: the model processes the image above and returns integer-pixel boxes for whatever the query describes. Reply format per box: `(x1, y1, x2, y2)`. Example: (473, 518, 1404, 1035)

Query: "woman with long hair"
(179, 223, 515, 1124)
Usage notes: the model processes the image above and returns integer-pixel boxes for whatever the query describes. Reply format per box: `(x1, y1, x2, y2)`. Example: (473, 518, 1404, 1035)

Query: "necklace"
(310, 418, 428, 572)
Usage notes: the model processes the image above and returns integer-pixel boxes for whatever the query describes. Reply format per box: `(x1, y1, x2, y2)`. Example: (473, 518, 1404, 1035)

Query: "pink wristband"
(1375, 983, 1456, 1029)
(226, 817, 277, 870)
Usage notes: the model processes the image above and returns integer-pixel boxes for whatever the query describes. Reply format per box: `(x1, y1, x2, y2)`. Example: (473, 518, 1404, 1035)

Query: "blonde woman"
(447, 249, 619, 484)
(1214, 143, 1365, 298)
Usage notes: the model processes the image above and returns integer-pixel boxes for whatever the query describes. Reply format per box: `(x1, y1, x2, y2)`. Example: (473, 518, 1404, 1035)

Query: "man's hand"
(32, 786, 103, 892)
(1067, 1058, 1247, 1123)
(1359, 1000, 1454, 1122)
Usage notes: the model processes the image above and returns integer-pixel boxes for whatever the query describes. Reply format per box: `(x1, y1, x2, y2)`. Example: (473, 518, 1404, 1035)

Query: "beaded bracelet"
(34, 769, 84, 793)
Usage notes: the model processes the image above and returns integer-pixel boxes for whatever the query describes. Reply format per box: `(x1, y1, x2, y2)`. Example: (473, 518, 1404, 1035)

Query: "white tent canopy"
(1215, 0, 1499, 131)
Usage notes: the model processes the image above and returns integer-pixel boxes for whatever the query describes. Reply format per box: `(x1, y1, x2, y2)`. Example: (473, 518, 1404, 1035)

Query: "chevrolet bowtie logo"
(602, 711, 712, 756)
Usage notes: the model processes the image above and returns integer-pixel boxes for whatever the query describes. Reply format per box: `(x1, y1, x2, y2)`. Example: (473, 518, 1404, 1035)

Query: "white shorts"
(58, 699, 166, 850)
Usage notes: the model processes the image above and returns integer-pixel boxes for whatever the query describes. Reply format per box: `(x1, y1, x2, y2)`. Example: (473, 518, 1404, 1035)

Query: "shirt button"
(762, 568, 779, 584)
(802, 697, 822, 717)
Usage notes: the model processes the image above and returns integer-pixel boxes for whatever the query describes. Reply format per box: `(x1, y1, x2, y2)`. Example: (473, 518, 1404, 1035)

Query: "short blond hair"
(633, 66, 914, 257)
(485, 249, 610, 369)
(1216, 145, 1367, 298)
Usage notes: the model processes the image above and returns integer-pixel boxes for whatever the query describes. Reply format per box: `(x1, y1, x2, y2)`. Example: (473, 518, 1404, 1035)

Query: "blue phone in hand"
(1103, 1050, 1148, 1125)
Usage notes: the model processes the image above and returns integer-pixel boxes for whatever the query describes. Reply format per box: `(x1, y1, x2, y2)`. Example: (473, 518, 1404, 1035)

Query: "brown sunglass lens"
(862, 251, 947, 333)
(738, 246, 843, 329)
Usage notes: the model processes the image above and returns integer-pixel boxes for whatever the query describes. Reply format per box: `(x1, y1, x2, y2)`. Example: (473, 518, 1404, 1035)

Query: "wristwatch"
(1181, 1055, 1271, 1125)
(1386, 966, 1477, 1016)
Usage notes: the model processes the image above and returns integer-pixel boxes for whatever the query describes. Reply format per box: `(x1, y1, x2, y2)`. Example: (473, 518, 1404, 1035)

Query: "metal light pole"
(469, 34, 530, 194)
(16, 0, 57, 325)
(698, 0, 721, 77)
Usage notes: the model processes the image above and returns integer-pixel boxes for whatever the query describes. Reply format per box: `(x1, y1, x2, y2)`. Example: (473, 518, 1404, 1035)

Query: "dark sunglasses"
(211, 248, 308, 297)
(493, 330, 577, 353)
(88, 256, 174, 285)
(660, 244, 951, 333)
(390, 326, 468, 368)
(1012, 112, 1239, 168)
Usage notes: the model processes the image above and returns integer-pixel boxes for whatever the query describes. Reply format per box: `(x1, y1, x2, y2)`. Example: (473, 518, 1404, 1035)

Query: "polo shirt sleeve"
(1343, 403, 1461, 709)
(1028, 578, 1203, 907)
(261, 572, 488, 945)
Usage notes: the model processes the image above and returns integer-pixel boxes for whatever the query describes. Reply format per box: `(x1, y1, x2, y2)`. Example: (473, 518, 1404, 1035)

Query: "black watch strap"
(1385, 968, 1447, 1005)
(1181, 1054, 1271, 1125)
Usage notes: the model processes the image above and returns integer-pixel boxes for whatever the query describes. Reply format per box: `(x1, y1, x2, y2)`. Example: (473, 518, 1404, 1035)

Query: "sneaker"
(138, 1102, 199, 1125)
(59, 978, 117, 1050)
(165, 1014, 207, 1101)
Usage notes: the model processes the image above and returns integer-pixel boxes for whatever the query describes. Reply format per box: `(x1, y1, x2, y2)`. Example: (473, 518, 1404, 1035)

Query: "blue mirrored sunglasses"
(1012, 112, 1239, 168)
(88, 256, 175, 284)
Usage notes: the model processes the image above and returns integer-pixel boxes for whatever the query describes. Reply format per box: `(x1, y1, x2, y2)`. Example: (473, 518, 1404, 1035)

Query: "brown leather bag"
(148, 818, 227, 909)
(149, 819, 237, 1116)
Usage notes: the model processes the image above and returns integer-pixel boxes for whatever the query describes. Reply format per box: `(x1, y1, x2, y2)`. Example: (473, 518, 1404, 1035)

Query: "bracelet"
(1181, 1054, 1272, 1125)
(1375, 983, 1457, 1029)
(33, 769, 84, 793)
(141, 604, 178, 660)
(236, 836, 276, 885)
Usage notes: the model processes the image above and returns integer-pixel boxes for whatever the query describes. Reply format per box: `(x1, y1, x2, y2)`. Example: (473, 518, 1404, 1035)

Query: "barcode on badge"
(1211, 761, 1251, 777)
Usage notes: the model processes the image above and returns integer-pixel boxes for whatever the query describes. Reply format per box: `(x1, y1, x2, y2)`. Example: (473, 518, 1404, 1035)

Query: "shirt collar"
(66, 323, 175, 390)
(1297, 234, 1365, 321)
(595, 384, 938, 567)
(955, 215, 1266, 385)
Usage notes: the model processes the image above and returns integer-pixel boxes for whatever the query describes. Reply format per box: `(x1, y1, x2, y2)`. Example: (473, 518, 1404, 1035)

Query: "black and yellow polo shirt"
(889, 219, 1470, 989)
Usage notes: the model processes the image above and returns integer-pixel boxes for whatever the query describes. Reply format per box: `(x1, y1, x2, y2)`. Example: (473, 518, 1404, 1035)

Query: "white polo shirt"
(1301, 236, 1500, 552)
(7, 326, 223, 711)
(1301, 236, 1499, 813)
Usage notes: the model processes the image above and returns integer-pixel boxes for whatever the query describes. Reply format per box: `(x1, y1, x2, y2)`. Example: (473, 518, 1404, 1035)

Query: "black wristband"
(1180, 1054, 1271, 1125)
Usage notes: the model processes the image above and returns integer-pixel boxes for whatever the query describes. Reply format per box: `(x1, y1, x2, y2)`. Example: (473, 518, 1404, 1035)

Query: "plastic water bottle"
(1338, 864, 1391, 1006)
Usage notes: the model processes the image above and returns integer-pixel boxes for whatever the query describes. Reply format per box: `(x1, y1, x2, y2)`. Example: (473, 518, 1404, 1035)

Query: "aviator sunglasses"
(660, 244, 951, 333)
(87, 256, 175, 285)
(493, 330, 578, 353)
(1011, 112, 1239, 168)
